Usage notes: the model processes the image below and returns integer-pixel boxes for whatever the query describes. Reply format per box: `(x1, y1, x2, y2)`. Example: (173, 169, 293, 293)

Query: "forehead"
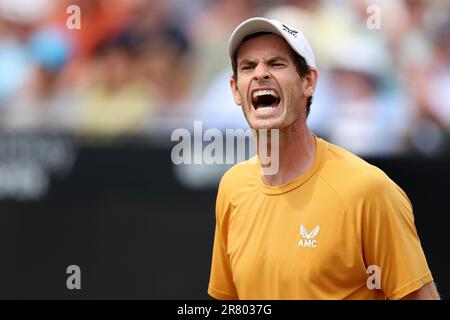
(236, 33, 293, 61)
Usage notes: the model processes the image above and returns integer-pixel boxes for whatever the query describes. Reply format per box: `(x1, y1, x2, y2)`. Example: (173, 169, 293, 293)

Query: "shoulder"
(318, 140, 410, 209)
(218, 156, 259, 196)
(215, 156, 259, 219)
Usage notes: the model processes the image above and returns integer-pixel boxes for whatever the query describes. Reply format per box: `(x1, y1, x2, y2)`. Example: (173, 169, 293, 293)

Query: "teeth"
(252, 89, 279, 99)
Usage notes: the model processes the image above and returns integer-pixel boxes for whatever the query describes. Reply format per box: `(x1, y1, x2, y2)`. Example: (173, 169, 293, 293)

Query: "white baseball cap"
(228, 17, 316, 68)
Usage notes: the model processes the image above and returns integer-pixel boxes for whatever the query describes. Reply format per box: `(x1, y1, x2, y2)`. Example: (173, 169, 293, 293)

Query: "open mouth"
(252, 89, 281, 110)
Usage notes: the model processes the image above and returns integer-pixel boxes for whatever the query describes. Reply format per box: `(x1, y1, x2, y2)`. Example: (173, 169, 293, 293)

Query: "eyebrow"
(266, 56, 289, 64)
(238, 58, 257, 67)
(238, 56, 289, 67)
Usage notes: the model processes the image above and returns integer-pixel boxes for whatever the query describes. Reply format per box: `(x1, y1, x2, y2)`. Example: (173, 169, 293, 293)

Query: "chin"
(246, 109, 289, 131)
(250, 120, 283, 131)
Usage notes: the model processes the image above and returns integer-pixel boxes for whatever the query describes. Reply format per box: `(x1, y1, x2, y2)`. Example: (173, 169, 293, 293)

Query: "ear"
(303, 67, 318, 98)
(230, 77, 242, 106)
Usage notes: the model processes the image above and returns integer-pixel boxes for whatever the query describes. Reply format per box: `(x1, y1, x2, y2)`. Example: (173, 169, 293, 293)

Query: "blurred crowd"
(0, 0, 449, 156)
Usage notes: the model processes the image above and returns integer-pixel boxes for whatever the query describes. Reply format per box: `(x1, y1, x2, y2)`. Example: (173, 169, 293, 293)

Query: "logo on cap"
(282, 24, 298, 38)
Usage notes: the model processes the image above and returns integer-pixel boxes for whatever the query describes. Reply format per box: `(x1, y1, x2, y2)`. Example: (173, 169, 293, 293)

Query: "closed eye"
(271, 62, 286, 68)
(240, 64, 255, 71)
(267, 56, 289, 68)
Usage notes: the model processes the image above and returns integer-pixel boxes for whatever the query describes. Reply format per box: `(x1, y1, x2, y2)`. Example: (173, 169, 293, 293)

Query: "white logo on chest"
(298, 224, 320, 248)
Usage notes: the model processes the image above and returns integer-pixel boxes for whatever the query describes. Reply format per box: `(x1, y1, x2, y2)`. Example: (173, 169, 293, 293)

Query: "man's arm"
(400, 281, 440, 300)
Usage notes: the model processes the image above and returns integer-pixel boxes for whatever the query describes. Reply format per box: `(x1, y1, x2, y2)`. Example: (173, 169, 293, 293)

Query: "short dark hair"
(231, 32, 313, 116)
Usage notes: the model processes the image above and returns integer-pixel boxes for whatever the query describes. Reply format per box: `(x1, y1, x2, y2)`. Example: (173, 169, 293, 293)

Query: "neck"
(257, 121, 316, 186)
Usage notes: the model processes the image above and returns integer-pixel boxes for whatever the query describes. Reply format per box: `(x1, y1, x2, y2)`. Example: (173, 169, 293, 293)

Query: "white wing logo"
(300, 225, 320, 239)
(298, 225, 320, 248)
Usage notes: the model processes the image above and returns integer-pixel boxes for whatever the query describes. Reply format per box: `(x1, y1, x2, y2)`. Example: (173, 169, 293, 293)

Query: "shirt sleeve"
(361, 175, 433, 300)
(208, 177, 238, 300)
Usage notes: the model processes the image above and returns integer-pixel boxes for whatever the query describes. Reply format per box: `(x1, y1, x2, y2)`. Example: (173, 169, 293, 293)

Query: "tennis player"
(208, 17, 440, 300)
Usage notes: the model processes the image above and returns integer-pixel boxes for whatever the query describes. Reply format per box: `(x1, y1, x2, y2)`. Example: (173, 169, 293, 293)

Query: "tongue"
(256, 102, 277, 109)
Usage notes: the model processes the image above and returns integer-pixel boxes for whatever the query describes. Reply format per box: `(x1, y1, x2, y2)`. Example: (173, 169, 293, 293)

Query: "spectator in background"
(47, 0, 136, 61)
(64, 0, 193, 137)
(0, 18, 33, 115)
(187, 0, 258, 99)
(135, 36, 194, 133)
(74, 41, 152, 137)
(103, 0, 195, 134)
(132, 2, 193, 117)
(325, 35, 414, 156)
(408, 21, 450, 154)
(391, 0, 450, 154)
(0, 0, 79, 132)
(425, 23, 450, 131)
(2, 25, 76, 132)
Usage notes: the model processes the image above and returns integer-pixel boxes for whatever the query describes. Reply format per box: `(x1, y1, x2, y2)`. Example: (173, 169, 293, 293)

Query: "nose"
(253, 61, 270, 81)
